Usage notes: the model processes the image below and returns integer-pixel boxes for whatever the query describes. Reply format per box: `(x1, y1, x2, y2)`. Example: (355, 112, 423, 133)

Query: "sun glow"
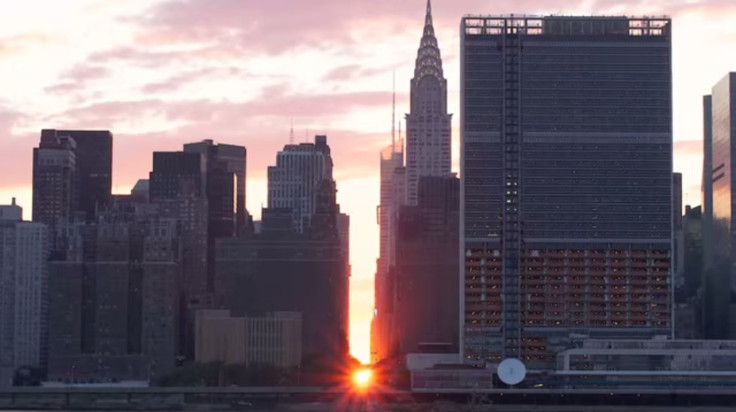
(352, 368, 373, 389)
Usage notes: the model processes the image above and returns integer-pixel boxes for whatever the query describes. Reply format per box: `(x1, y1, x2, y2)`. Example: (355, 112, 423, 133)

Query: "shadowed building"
(392, 176, 459, 358)
(702, 72, 736, 339)
(216, 208, 348, 361)
(33, 129, 113, 225)
(32, 132, 77, 240)
(461, 15, 673, 368)
(47, 202, 180, 383)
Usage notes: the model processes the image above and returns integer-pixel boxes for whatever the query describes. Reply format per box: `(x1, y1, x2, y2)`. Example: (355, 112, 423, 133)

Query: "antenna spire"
(425, 0, 433, 27)
(290, 118, 294, 144)
(392, 71, 396, 150)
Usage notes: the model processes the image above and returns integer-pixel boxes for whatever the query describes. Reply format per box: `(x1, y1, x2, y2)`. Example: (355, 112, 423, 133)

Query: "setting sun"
(352, 368, 373, 389)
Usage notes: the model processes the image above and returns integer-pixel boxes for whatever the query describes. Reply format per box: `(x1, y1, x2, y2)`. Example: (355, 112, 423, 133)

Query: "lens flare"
(352, 368, 373, 389)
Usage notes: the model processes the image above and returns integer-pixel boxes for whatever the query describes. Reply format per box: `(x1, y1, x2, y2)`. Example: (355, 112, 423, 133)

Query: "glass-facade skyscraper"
(702, 72, 736, 339)
(460, 16, 673, 368)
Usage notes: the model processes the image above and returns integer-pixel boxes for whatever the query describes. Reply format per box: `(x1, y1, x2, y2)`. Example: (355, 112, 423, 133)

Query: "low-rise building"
(195, 310, 302, 369)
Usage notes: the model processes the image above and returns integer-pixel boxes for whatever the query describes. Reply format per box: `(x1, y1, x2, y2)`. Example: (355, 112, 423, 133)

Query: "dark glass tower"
(460, 16, 673, 368)
(702, 72, 736, 339)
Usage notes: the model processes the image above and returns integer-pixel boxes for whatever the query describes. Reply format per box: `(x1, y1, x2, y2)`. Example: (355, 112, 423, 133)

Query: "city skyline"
(2, 0, 736, 363)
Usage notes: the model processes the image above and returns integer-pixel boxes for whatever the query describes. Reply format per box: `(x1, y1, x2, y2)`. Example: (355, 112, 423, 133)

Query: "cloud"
(0, 33, 53, 57)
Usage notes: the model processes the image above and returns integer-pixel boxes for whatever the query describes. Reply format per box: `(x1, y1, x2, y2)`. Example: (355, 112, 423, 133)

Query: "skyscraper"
(702, 72, 736, 339)
(32, 132, 77, 232)
(674, 173, 684, 289)
(183, 140, 246, 232)
(62, 130, 113, 222)
(149, 152, 205, 201)
(393, 176, 459, 357)
(372, 141, 404, 363)
(405, 0, 451, 206)
(461, 16, 673, 368)
(34, 129, 113, 224)
(267, 135, 333, 234)
(0, 200, 49, 386)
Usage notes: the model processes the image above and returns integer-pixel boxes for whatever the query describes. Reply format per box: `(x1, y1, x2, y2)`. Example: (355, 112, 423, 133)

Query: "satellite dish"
(497, 358, 527, 386)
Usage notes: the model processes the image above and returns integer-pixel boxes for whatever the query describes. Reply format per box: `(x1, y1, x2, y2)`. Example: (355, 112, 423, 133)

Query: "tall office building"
(32, 132, 77, 232)
(267, 135, 334, 234)
(683, 205, 703, 300)
(702, 72, 736, 339)
(34, 130, 113, 223)
(392, 176, 459, 357)
(405, 0, 452, 206)
(61, 130, 113, 221)
(460, 16, 673, 368)
(149, 152, 205, 201)
(673, 173, 684, 288)
(183, 140, 244, 295)
(372, 141, 404, 363)
(183, 140, 246, 232)
(0, 200, 49, 386)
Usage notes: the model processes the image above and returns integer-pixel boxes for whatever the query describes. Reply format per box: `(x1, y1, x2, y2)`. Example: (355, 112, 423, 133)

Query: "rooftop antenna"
(290, 118, 294, 144)
(392, 71, 396, 150)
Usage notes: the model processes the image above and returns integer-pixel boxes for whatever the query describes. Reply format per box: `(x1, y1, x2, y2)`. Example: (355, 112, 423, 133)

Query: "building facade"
(373, 140, 405, 363)
(460, 16, 673, 368)
(702, 72, 736, 339)
(405, 0, 452, 206)
(267, 135, 333, 234)
(0, 200, 49, 386)
(392, 176, 460, 357)
(196, 310, 302, 368)
(47, 203, 180, 383)
(184, 140, 247, 231)
(216, 209, 348, 361)
(32, 132, 77, 235)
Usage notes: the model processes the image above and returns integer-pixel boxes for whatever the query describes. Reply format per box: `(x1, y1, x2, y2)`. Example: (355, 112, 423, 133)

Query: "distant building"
(33, 129, 113, 225)
(216, 208, 348, 361)
(149, 152, 205, 201)
(392, 176, 459, 358)
(195, 310, 246, 365)
(683, 205, 703, 299)
(405, 0, 452, 206)
(32, 132, 77, 235)
(460, 15, 673, 368)
(184, 140, 247, 232)
(130, 179, 150, 202)
(47, 202, 180, 383)
(0, 199, 49, 386)
(183, 140, 244, 297)
(267, 135, 333, 234)
(60, 130, 113, 222)
(673, 173, 684, 289)
(701, 72, 736, 339)
(195, 310, 301, 368)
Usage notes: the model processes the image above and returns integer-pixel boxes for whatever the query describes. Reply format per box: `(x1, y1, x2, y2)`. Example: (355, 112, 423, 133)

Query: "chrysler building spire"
(405, 0, 451, 205)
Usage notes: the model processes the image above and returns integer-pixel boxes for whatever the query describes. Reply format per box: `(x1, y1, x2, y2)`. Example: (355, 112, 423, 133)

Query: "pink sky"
(1, 0, 736, 363)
